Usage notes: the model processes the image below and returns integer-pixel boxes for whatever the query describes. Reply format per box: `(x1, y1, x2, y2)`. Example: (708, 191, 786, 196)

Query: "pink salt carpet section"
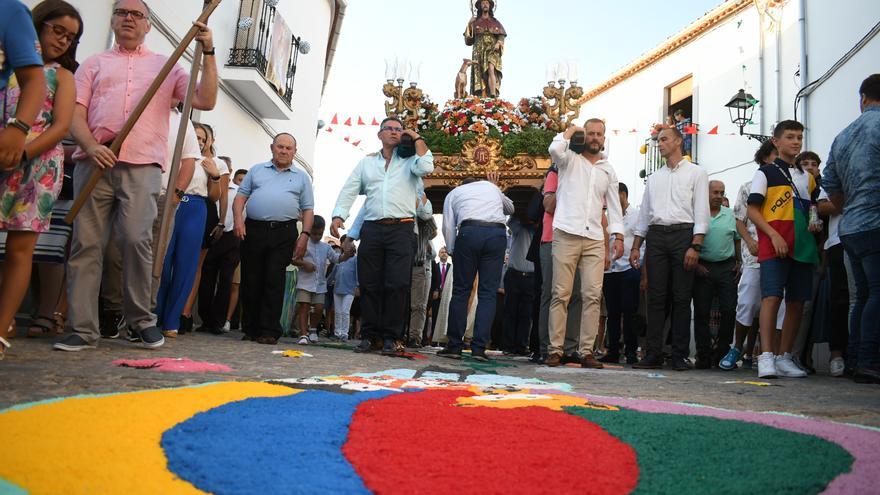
(112, 358, 232, 373)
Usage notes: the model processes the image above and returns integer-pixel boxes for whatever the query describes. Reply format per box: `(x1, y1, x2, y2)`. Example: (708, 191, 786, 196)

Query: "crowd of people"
(1, 0, 878, 385)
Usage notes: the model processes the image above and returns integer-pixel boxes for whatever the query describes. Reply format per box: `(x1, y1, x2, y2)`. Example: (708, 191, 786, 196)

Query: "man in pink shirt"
(55, 0, 217, 351)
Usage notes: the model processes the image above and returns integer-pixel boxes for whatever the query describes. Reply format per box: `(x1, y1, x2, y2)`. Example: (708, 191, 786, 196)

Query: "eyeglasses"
(381, 126, 404, 132)
(113, 8, 147, 20)
(43, 22, 78, 45)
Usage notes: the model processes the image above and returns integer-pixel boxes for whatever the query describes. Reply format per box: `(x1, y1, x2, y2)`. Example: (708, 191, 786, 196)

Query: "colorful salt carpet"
(1, 368, 876, 494)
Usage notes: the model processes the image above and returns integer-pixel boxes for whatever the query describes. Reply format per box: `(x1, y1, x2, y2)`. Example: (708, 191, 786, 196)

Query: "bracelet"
(414, 136, 424, 142)
(202, 48, 215, 55)
(174, 188, 185, 199)
(690, 243, 703, 253)
(210, 175, 220, 181)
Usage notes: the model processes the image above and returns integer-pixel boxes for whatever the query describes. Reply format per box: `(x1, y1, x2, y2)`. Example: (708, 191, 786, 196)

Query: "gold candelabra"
(543, 79, 584, 131)
(383, 79, 423, 128)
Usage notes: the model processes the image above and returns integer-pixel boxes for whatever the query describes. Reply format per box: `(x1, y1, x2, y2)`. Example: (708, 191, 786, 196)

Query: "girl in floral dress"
(0, 0, 81, 358)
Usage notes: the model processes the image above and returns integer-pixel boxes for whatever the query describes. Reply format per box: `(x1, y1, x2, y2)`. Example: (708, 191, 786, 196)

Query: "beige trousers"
(549, 229, 605, 356)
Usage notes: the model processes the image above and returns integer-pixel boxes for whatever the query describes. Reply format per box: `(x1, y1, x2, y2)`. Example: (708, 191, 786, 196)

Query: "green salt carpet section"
(565, 406, 853, 495)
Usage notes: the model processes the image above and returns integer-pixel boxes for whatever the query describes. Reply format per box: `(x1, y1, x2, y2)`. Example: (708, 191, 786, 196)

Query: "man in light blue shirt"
(231, 133, 314, 344)
(822, 74, 880, 382)
(330, 117, 434, 355)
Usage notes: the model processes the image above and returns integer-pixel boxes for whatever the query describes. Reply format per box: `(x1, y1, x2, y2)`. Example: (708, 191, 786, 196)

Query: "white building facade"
(23, 0, 348, 176)
(576, 0, 880, 200)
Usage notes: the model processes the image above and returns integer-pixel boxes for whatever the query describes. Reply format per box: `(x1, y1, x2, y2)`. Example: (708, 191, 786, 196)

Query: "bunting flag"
(330, 114, 339, 125)
(326, 127, 333, 133)
(684, 124, 698, 135)
(357, 116, 366, 126)
(707, 126, 718, 135)
(371, 117, 380, 126)
(344, 117, 352, 126)
(353, 140, 361, 147)
(344, 136, 350, 142)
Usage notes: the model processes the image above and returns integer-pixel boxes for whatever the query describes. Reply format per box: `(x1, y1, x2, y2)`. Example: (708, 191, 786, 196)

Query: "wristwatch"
(5, 117, 30, 134)
(202, 48, 215, 55)
(174, 188, 185, 200)
(413, 136, 425, 142)
(690, 243, 703, 252)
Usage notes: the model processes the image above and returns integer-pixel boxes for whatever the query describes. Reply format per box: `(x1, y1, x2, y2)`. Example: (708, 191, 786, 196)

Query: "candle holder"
(543, 80, 584, 131)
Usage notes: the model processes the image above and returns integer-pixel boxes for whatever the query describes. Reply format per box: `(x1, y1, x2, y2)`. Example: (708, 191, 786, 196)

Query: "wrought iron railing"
(639, 127, 700, 181)
(227, 0, 301, 108)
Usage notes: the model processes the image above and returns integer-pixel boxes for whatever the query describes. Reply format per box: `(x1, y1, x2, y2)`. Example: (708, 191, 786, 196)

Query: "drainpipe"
(775, 9, 782, 126)
(758, 8, 766, 136)
(798, 0, 809, 147)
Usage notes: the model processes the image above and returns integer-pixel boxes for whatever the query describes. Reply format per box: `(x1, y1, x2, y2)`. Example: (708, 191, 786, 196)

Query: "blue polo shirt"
(237, 161, 314, 221)
(0, 0, 43, 90)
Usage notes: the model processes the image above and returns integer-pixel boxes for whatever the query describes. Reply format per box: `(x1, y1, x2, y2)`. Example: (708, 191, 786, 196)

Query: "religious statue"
(454, 58, 473, 99)
(464, 0, 506, 98)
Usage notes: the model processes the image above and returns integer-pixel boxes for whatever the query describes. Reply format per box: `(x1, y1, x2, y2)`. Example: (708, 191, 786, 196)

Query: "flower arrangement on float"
(435, 97, 526, 136)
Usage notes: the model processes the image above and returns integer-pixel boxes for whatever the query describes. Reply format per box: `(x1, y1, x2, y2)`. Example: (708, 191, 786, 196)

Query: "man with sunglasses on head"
(55, 0, 218, 351)
(331, 117, 434, 356)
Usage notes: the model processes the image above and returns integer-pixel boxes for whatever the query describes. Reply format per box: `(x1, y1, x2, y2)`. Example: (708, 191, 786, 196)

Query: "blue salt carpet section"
(161, 390, 393, 494)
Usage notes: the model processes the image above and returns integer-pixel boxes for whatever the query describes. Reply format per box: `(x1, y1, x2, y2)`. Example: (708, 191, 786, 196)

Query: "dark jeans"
(358, 221, 416, 342)
(645, 226, 695, 360)
(447, 224, 507, 352)
(240, 219, 296, 339)
(841, 228, 880, 369)
(198, 230, 241, 329)
(826, 244, 849, 354)
(603, 268, 641, 359)
(502, 268, 535, 352)
(693, 258, 737, 359)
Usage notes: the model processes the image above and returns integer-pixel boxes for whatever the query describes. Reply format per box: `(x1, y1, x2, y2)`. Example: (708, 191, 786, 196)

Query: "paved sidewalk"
(2, 328, 878, 427)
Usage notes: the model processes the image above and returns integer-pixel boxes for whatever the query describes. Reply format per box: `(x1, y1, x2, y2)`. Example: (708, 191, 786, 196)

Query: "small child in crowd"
(293, 216, 348, 344)
(332, 235, 358, 341)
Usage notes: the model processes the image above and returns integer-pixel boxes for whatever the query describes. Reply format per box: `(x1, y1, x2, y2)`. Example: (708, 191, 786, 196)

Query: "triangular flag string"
(330, 113, 338, 125)
(357, 116, 365, 126)
(344, 117, 352, 126)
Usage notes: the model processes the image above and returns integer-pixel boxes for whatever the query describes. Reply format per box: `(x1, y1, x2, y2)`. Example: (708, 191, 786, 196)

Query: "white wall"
(23, 0, 338, 173)
(578, 0, 880, 203)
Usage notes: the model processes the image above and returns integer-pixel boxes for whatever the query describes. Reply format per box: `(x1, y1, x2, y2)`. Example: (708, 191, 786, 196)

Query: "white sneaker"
(308, 331, 319, 343)
(830, 357, 845, 377)
(221, 321, 231, 333)
(297, 335, 310, 345)
(775, 355, 807, 378)
(758, 352, 778, 379)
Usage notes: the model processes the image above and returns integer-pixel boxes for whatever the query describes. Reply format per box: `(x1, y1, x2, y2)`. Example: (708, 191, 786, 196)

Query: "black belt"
(246, 218, 296, 229)
(648, 223, 694, 232)
(507, 268, 534, 277)
(370, 217, 415, 225)
(461, 219, 505, 229)
(701, 257, 735, 264)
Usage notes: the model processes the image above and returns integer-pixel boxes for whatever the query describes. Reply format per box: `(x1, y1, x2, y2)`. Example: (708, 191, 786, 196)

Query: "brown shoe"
(545, 353, 562, 367)
(580, 353, 604, 369)
(256, 335, 279, 345)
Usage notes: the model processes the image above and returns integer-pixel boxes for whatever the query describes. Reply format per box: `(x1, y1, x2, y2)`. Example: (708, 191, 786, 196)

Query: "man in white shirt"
(546, 119, 625, 368)
(438, 172, 513, 361)
(630, 126, 710, 371)
(602, 182, 643, 364)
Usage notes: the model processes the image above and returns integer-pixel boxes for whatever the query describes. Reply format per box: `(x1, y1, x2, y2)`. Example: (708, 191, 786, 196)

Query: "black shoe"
(695, 354, 712, 369)
(405, 339, 423, 349)
(853, 367, 880, 384)
(99, 312, 124, 339)
(598, 353, 621, 364)
(437, 347, 462, 359)
(529, 353, 547, 364)
(354, 339, 373, 353)
(135, 326, 165, 349)
(471, 349, 490, 362)
(561, 353, 581, 364)
(672, 357, 692, 371)
(179, 315, 194, 334)
(380, 339, 400, 356)
(127, 326, 141, 342)
(53, 334, 96, 352)
(625, 354, 638, 365)
(633, 354, 664, 369)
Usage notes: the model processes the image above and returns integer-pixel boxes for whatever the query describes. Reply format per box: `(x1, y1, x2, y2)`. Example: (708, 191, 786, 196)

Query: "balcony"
(224, 0, 303, 120)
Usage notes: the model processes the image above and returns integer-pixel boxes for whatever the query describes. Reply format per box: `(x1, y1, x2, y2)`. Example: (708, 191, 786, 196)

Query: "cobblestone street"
(3, 327, 878, 428)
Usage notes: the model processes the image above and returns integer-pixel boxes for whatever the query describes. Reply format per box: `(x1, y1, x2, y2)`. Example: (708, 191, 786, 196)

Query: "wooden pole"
(64, 0, 222, 224)
(152, 44, 205, 279)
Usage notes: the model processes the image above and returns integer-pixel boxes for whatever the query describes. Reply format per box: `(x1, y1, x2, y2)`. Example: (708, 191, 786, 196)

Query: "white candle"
(384, 59, 392, 80)
(568, 61, 579, 83)
(556, 61, 567, 82)
(546, 64, 554, 83)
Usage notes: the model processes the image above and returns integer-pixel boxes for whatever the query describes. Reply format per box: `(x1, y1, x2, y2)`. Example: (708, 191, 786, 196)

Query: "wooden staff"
(152, 37, 205, 278)
(64, 0, 222, 224)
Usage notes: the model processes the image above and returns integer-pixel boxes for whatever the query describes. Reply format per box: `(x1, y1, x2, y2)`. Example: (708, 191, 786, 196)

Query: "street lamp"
(724, 89, 770, 142)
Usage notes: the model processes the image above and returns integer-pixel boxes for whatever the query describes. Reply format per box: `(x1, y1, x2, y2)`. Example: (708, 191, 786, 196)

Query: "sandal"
(27, 315, 60, 338)
(0, 336, 10, 360)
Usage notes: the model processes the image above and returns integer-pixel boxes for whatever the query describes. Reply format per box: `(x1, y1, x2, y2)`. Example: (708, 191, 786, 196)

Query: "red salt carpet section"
(343, 389, 639, 494)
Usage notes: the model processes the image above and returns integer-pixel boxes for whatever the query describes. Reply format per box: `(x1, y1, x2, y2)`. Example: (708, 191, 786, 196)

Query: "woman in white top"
(155, 122, 222, 336)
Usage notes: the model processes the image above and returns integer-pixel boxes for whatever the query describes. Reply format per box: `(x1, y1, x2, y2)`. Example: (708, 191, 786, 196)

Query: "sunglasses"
(113, 8, 147, 20)
(381, 126, 404, 132)
(43, 22, 78, 45)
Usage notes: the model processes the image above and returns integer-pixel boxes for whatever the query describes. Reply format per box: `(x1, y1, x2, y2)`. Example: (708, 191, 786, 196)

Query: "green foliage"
(421, 128, 554, 157)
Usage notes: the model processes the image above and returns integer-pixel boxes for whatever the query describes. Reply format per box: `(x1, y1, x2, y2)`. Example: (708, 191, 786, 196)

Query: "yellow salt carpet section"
(456, 391, 618, 411)
(0, 382, 299, 494)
